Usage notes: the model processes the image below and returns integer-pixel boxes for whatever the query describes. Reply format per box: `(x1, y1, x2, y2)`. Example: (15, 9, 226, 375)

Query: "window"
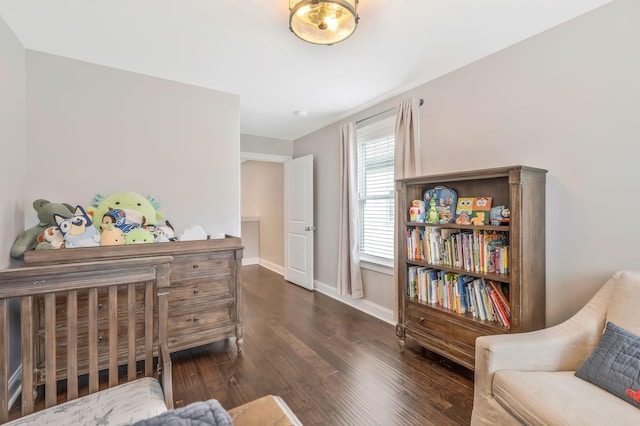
(357, 114, 396, 265)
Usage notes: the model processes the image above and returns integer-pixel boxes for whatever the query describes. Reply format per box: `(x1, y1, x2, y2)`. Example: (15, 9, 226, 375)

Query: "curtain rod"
(355, 98, 424, 125)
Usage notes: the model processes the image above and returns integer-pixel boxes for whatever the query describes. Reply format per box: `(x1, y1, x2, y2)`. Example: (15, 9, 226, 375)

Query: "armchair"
(471, 270, 640, 425)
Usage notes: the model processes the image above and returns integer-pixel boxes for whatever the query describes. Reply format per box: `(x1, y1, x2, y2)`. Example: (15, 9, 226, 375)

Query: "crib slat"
(128, 283, 136, 381)
(145, 282, 153, 377)
(88, 288, 98, 393)
(109, 286, 118, 386)
(20, 297, 34, 416)
(44, 293, 56, 408)
(156, 262, 172, 409)
(0, 299, 8, 423)
(67, 290, 78, 401)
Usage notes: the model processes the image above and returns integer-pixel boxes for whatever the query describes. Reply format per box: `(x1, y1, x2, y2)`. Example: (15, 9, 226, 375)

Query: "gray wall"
(295, 0, 640, 326)
(25, 51, 241, 238)
(241, 161, 285, 270)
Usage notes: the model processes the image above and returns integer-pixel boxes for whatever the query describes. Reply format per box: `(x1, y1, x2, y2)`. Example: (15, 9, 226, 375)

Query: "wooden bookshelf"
(395, 165, 547, 370)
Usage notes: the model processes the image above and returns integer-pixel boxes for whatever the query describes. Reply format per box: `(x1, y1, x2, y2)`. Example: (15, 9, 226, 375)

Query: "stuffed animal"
(178, 225, 208, 241)
(54, 205, 101, 248)
(124, 227, 156, 244)
(10, 199, 75, 259)
(102, 208, 141, 233)
(35, 226, 66, 250)
(153, 220, 176, 242)
(100, 224, 125, 246)
(88, 192, 164, 231)
(153, 227, 170, 243)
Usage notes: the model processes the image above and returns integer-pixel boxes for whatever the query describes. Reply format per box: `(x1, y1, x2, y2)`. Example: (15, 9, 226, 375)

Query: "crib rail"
(0, 256, 172, 423)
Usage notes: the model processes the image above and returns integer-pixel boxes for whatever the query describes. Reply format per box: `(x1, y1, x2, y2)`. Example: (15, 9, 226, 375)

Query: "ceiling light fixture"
(289, 0, 359, 45)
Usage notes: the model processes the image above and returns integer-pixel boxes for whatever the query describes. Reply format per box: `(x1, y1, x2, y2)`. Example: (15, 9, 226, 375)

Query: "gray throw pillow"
(575, 322, 640, 408)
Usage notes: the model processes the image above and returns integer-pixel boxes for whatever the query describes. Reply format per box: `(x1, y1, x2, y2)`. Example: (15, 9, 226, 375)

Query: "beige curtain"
(394, 97, 422, 179)
(393, 98, 422, 321)
(337, 122, 364, 298)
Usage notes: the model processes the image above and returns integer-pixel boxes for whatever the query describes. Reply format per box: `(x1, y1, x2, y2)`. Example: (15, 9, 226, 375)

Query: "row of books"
(406, 227, 509, 275)
(407, 267, 511, 328)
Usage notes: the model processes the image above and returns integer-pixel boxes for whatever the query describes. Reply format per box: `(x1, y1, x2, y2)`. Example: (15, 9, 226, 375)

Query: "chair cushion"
(575, 321, 640, 408)
(7, 377, 167, 425)
(493, 370, 640, 425)
(132, 399, 232, 426)
(607, 270, 640, 336)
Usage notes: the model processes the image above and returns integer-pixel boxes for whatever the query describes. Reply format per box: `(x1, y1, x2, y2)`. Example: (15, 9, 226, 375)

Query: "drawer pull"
(98, 304, 103, 310)
(419, 316, 425, 322)
(193, 316, 199, 324)
(98, 335, 104, 343)
(192, 264, 199, 269)
(193, 288, 199, 295)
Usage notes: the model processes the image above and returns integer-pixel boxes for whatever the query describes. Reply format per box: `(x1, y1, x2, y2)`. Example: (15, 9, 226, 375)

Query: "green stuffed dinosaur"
(87, 191, 164, 231)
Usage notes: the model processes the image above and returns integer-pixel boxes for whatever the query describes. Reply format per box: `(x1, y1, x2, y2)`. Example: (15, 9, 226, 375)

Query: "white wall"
(241, 134, 293, 158)
(295, 0, 640, 326)
(0, 15, 27, 404)
(0, 16, 26, 268)
(25, 51, 241, 238)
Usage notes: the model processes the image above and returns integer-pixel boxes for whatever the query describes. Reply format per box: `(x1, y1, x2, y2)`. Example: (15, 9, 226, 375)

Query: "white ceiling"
(0, 0, 613, 141)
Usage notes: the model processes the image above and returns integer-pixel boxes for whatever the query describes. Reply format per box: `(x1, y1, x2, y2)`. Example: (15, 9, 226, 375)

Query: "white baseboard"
(9, 364, 22, 410)
(242, 257, 259, 266)
(259, 259, 284, 276)
(250, 263, 394, 325)
(314, 280, 395, 325)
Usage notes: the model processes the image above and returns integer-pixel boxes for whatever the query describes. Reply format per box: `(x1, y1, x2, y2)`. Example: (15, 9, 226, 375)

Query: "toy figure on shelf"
(409, 200, 426, 222)
(427, 197, 439, 223)
(490, 206, 511, 226)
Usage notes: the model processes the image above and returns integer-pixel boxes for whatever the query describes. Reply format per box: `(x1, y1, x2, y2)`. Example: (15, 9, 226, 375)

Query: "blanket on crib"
(132, 399, 232, 426)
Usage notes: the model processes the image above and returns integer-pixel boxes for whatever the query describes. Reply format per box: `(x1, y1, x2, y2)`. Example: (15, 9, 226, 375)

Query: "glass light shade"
(289, 0, 359, 45)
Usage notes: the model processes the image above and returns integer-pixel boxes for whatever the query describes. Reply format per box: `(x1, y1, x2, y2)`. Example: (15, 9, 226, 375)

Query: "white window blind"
(357, 114, 396, 263)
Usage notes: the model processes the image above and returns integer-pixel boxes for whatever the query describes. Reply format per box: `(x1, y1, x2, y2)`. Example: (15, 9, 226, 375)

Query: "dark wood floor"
(170, 265, 474, 425)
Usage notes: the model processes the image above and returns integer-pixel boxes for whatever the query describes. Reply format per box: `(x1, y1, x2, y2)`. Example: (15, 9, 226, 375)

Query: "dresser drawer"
(405, 301, 508, 370)
(406, 304, 478, 350)
(168, 323, 237, 352)
(168, 277, 233, 309)
(171, 252, 234, 281)
(167, 301, 235, 349)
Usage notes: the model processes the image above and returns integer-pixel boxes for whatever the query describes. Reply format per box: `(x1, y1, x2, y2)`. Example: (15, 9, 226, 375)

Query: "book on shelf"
(472, 279, 487, 321)
(417, 267, 429, 302)
(456, 197, 493, 225)
(405, 226, 509, 276)
(427, 269, 440, 304)
(407, 266, 511, 328)
(488, 280, 511, 317)
(456, 274, 474, 314)
(408, 266, 418, 298)
(488, 289, 510, 328)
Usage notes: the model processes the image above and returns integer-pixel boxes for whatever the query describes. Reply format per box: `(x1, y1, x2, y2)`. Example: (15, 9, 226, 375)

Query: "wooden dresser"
(24, 238, 244, 364)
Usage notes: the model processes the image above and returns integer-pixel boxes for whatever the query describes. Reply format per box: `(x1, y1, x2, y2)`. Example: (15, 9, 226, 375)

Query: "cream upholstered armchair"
(471, 270, 640, 426)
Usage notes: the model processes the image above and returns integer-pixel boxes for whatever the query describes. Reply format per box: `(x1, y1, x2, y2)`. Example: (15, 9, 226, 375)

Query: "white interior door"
(284, 155, 314, 290)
